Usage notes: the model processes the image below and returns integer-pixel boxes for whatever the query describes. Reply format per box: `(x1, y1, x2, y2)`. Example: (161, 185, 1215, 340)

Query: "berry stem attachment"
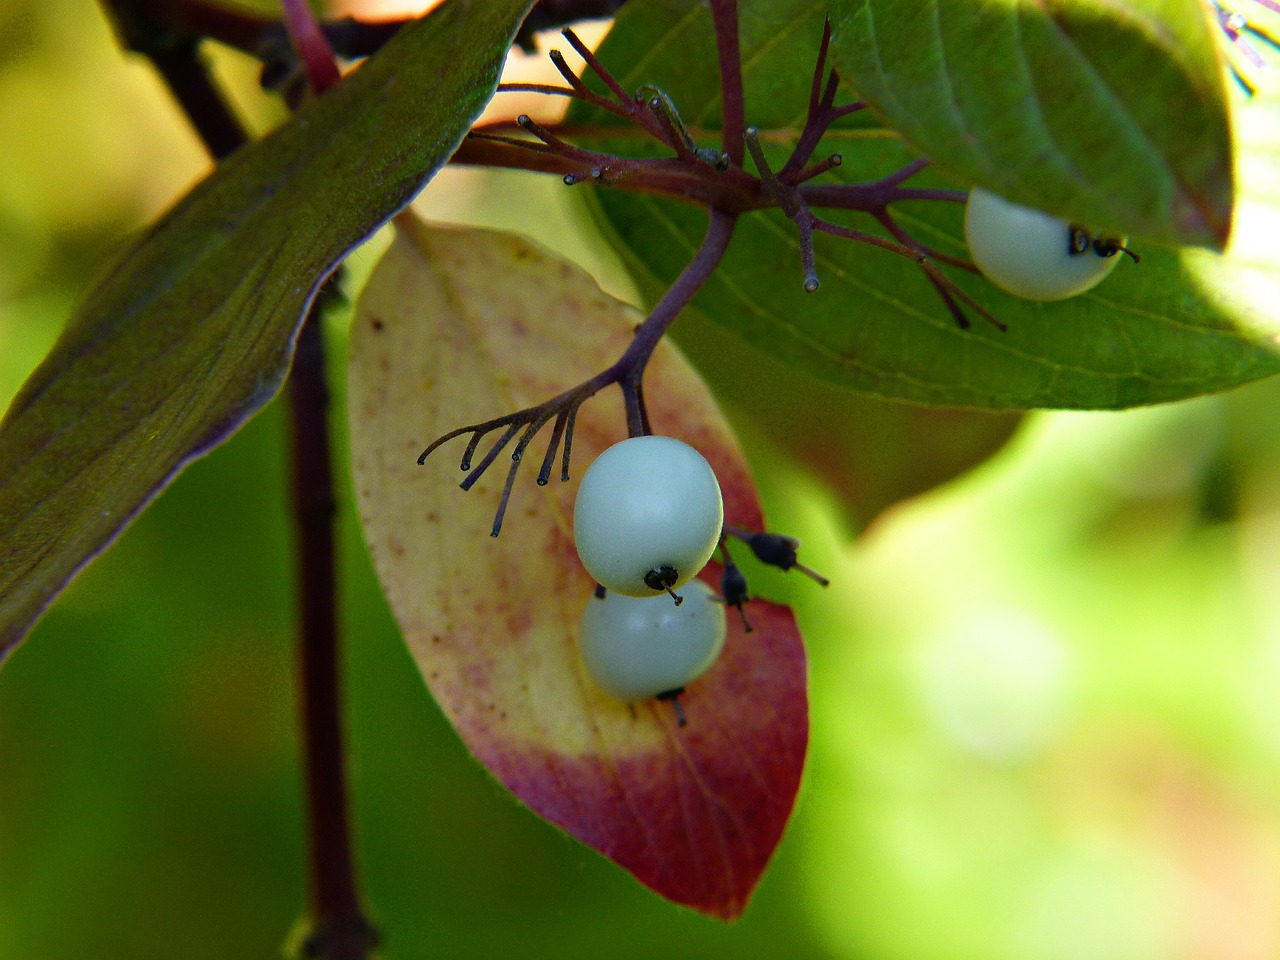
(418, 209, 737, 536)
(743, 123, 996, 328)
(656, 689, 690, 727)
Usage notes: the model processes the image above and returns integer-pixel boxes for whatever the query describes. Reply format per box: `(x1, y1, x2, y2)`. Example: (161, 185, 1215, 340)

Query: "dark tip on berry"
(594, 583, 606, 599)
(644, 565, 684, 605)
(644, 565, 678, 591)
(656, 689, 688, 727)
(1068, 225, 1091, 256)
(1094, 236, 1140, 263)
(720, 560, 754, 632)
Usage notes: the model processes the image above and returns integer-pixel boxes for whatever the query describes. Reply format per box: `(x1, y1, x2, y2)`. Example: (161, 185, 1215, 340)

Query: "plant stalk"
(708, 0, 746, 167)
(288, 294, 375, 960)
(100, 5, 374, 954)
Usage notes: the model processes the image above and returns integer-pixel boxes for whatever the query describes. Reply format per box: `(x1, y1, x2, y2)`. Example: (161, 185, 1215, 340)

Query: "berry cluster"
(963, 188, 1138, 302)
(420, 13, 1146, 724)
(570, 436, 824, 718)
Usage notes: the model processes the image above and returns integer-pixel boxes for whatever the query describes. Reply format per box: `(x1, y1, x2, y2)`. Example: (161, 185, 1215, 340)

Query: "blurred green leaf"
(667, 304, 1022, 531)
(581, 0, 1280, 409)
(0, 0, 533, 660)
(826, 0, 1234, 248)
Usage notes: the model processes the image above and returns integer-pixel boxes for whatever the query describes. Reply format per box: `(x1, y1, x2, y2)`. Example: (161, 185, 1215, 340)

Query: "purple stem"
(289, 298, 376, 960)
(708, 0, 746, 167)
(101, 2, 374, 954)
(613, 208, 738, 434)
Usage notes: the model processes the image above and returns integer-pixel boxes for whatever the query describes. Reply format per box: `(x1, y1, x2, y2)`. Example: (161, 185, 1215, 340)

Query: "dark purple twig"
(103, 2, 375, 955)
(418, 209, 738, 534)
(289, 294, 378, 960)
(98, 0, 244, 159)
(708, 0, 746, 166)
(275, 4, 374, 953)
(872, 209, 979, 273)
(103, 0, 629, 63)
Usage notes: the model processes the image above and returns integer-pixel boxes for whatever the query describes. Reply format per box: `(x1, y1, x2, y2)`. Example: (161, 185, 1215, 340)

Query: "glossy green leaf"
(668, 306, 1022, 530)
(577, 0, 1280, 408)
(0, 0, 533, 659)
(827, 0, 1234, 248)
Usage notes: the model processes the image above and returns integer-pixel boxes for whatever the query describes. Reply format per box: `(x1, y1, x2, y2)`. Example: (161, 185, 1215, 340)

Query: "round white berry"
(579, 580, 727, 701)
(963, 187, 1126, 301)
(573, 435, 723, 598)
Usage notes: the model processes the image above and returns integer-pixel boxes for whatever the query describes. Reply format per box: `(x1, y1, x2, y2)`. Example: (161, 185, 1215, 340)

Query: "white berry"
(964, 187, 1127, 301)
(573, 435, 723, 598)
(579, 580, 727, 701)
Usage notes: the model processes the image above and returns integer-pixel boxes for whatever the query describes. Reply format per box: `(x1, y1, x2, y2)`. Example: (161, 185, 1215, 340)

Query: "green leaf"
(668, 305, 1023, 530)
(578, 0, 1280, 408)
(826, 0, 1234, 248)
(1177, 13, 1280, 352)
(0, 0, 533, 660)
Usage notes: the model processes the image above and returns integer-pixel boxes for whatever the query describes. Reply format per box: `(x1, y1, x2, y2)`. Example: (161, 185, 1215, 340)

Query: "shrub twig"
(418, 209, 738, 536)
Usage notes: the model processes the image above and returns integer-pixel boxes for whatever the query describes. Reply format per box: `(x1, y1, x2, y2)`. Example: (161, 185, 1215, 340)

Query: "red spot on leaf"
(349, 219, 808, 918)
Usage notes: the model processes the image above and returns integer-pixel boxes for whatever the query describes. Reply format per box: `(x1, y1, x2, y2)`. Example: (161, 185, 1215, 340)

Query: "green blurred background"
(3, 2, 1280, 957)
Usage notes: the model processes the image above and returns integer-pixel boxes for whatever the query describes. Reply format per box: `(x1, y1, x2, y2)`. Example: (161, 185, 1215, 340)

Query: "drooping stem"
(614, 207, 739, 434)
(419, 207, 739, 531)
(100, 0, 628, 62)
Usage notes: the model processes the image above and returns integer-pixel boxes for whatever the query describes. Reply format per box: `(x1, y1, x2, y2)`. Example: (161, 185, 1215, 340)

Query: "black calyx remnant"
(655, 688, 688, 727)
(740, 531, 830, 587)
(1069, 225, 1141, 262)
(644, 564, 683, 605)
(720, 554, 753, 632)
